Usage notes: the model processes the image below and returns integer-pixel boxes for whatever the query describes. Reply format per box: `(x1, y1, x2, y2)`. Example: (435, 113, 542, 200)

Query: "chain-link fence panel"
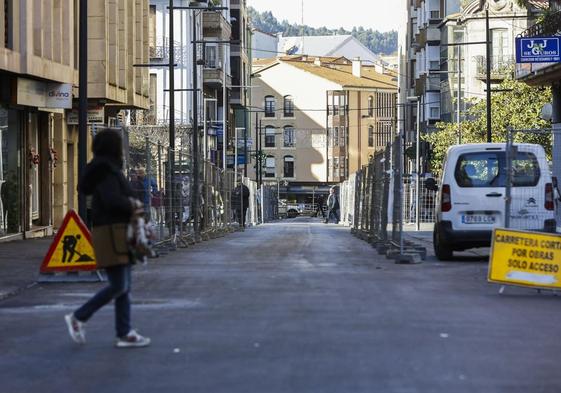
(504, 129, 557, 233)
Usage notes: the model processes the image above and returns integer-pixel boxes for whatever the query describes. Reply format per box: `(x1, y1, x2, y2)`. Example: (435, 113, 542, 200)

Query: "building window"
(265, 126, 276, 148)
(491, 28, 510, 69)
(283, 95, 294, 117)
(368, 126, 374, 147)
(429, 106, 440, 119)
(333, 127, 339, 147)
(265, 96, 276, 117)
(368, 96, 374, 117)
(205, 45, 218, 68)
(283, 126, 295, 148)
(283, 156, 295, 178)
(265, 156, 276, 178)
(3, 0, 11, 49)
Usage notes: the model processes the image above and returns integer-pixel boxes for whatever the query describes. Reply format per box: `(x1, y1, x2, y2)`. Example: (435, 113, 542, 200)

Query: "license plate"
(461, 214, 496, 224)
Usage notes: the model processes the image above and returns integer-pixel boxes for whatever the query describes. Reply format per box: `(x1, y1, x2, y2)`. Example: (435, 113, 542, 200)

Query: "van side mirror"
(424, 178, 438, 192)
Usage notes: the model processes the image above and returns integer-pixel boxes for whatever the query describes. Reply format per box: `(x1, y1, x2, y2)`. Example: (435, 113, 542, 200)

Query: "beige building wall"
(346, 89, 396, 175)
(250, 62, 340, 183)
(1, 0, 151, 233)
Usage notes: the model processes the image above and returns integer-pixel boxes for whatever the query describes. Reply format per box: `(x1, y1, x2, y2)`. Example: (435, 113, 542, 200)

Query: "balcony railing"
(519, 10, 561, 38)
(474, 55, 514, 80)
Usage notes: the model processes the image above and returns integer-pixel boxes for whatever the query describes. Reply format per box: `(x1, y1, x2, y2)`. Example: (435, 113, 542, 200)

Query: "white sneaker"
(115, 329, 151, 348)
(64, 313, 86, 344)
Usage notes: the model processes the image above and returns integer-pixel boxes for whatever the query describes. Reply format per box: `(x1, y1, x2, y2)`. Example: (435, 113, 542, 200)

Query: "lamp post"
(407, 96, 421, 231)
(78, 0, 88, 222)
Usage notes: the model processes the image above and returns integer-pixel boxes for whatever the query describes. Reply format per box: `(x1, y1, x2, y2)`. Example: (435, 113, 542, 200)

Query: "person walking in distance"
(314, 194, 326, 219)
(325, 187, 340, 224)
(64, 129, 150, 348)
(231, 179, 250, 228)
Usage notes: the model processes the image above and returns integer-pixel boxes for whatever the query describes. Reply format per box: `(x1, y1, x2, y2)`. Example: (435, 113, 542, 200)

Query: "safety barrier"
(340, 136, 427, 263)
(123, 128, 272, 253)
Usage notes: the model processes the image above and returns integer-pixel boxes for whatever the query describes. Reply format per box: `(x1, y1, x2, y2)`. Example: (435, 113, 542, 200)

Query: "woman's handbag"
(92, 223, 131, 268)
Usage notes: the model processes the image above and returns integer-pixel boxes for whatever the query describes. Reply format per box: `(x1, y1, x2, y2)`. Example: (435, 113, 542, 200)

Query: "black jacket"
(231, 184, 250, 209)
(78, 157, 133, 227)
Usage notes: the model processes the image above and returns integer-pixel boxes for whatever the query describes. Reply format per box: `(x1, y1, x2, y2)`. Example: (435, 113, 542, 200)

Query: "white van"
(431, 143, 557, 260)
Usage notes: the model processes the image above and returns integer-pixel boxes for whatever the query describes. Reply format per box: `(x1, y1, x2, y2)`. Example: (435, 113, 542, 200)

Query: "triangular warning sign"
(40, 210, 97, 273)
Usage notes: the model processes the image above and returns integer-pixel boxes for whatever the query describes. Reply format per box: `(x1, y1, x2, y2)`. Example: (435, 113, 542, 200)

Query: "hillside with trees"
(248, 7, 397, 55)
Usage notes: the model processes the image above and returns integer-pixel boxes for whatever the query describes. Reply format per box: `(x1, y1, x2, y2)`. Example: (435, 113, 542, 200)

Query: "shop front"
(0, 76, 72, 241)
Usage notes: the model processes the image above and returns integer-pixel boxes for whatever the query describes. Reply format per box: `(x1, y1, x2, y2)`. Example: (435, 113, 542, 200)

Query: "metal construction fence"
(504, 128, 559, 232)
(339, 136, 428, 263)
(122, 129, 277, 253)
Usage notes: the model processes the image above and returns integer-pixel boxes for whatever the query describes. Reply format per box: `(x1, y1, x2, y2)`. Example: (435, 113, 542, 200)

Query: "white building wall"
(252, 30, 279, 59)
(150, 0, 204, 127)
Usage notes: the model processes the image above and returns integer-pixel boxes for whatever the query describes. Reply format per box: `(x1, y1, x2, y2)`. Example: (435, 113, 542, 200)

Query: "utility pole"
(78, 0, 88, 222)
(192, 13, 200, 239)
(486, 9, 492, 143)
(457, 45, 462, 144)
(168, 0, 176, 235)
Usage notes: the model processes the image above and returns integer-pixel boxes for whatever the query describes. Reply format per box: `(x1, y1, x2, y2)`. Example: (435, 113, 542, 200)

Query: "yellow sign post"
(489, 228, 561, 290)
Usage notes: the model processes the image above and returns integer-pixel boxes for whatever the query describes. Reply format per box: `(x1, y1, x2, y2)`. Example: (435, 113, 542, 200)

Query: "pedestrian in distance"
(325, 187, 340, 224)
(231, 179, 250, 228)
(64, 128, 151, 348)
(314, 194, 326, 219)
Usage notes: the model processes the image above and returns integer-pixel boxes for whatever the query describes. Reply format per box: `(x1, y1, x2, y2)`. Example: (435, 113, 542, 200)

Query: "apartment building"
(229, 0, 252, 165)
(250, 56, 396, 200)
(202, 1, 232, 166)
(0, 0, 150, 241)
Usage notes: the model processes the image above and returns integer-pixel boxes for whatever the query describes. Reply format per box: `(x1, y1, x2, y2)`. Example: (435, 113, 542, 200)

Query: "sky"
(246, 0, 401, 33)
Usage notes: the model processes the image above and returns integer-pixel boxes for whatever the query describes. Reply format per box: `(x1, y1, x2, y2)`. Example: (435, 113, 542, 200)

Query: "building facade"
(0, 0, 150, 241)
(250, 56, 396, 200)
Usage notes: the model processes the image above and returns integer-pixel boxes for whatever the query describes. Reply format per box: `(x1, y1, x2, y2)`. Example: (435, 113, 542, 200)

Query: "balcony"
(519, 10, 561, 38)
(203, 65, 232, 89)
(203, 12, 232, 40)
(474, 55, 514, 81)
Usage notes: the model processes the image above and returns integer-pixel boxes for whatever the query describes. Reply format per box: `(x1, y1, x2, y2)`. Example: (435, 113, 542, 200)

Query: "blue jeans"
(74, 264, 132, 338)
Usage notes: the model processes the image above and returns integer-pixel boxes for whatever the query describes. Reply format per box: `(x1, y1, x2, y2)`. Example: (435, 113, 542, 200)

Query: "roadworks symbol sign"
(488, 228, 561, 290)
(40, 210, 97, 273)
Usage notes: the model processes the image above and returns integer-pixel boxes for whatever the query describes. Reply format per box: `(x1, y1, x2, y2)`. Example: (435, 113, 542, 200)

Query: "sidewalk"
(402, 223, 490, 259)
(0, 238, 52, 300)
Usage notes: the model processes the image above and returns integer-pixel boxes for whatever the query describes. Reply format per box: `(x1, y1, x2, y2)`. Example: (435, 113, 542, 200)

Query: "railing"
(474, 55, 514, 80)
(519, 10, 561, 38)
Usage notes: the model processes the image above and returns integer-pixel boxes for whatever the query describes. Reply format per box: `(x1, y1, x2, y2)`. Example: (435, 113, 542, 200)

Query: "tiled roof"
(282, 58, 397, 89)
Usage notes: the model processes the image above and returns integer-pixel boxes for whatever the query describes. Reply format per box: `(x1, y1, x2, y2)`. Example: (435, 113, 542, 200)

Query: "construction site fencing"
(340, 136, 427, 263)
(504, 128, 559, 232)
(123, 130, 265, 254)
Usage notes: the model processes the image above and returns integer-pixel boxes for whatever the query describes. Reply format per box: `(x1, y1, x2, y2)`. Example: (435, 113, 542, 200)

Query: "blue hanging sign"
(516, 37, 561, 63)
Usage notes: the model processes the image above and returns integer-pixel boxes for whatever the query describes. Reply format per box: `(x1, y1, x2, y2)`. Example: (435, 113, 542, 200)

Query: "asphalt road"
(1, 217, 560, 393)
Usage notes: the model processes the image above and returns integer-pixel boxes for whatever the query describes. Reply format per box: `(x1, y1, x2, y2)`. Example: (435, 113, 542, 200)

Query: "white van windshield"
(454, 152, 540, 188)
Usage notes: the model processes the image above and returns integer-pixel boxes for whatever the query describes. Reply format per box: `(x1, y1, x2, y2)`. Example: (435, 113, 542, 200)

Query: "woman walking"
(64, 129, 150, 348)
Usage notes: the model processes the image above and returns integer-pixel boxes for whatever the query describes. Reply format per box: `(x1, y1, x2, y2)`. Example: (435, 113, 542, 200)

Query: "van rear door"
(508, 146, 548, 230)
(449, 149, 506, 230)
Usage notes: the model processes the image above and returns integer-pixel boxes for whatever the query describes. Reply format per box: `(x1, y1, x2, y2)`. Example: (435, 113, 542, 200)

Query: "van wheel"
(434, 228, 453, 261)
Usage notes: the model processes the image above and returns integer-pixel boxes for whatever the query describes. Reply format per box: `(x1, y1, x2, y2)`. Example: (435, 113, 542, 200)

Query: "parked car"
(429, 143, 557, 260)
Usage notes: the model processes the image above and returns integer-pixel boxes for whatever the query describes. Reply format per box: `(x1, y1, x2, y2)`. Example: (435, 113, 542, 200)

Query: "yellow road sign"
(489, 228, 561, 290)
(40, 210, 97, 273)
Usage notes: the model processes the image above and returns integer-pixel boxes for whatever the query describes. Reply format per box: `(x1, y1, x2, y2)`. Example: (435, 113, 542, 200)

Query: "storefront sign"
(16, 78, 73, 109)
(45, 83, 72, 109)
(488, 228, 561, 290)
(67, 107, 105, 125)
(516, 37, 561, 64)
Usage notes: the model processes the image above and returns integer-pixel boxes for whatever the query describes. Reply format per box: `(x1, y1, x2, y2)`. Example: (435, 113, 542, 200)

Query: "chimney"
(352, 57, 362, 78)
(314, 57, 322, 66)
(375, 62, 385, 74)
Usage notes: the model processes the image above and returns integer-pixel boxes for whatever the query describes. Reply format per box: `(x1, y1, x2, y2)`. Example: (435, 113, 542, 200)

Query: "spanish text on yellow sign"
(489, 228, 561, 290)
